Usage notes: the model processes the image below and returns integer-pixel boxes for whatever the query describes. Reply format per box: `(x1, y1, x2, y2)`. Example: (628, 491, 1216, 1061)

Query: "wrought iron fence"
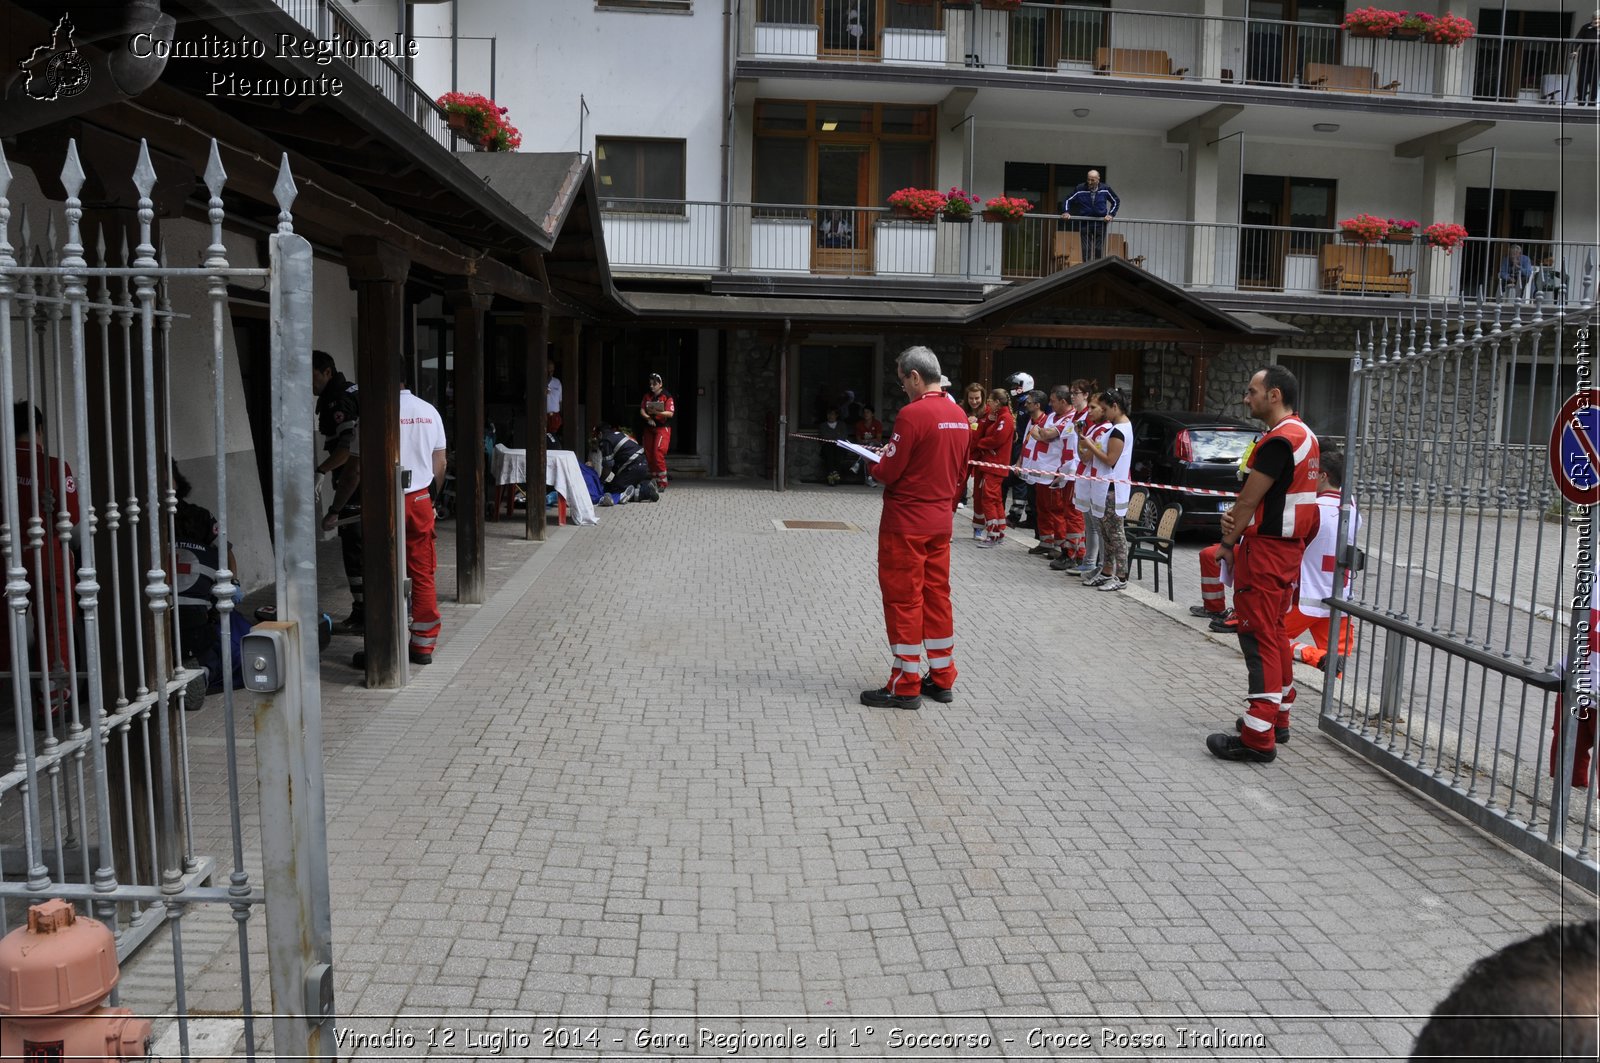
(742, 1, 1588, 106)
(1, 138, 332, 1059)
(1321, 293, 1600, 892)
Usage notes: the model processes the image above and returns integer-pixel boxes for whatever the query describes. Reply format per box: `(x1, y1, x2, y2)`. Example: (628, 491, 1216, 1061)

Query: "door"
(1006, 0, 1109, 71)
(1238, 174, 1335, 291)
(814, 144, 871, 274)
(1462, 187, 1557, 297)
(1473, 9, 1569, 100)
(1247, 0, 1343, 85)
(820, 0, 878, 58)
(1001, 161, 1105, 277)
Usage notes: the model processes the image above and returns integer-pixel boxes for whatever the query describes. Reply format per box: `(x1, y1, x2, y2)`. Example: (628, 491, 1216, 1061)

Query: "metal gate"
(1320, 276, 1600, 893)
(0, 139, 333, 1058)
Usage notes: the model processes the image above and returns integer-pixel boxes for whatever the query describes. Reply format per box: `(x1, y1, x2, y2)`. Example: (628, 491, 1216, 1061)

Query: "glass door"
(1238, 174, 1335, 291)
(1247, 0, 1342, 86)
(820, 1, 879, 58)
(814, 144, 871, 274)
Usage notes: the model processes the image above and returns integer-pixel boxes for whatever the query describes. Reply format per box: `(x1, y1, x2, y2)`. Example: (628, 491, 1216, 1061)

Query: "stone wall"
(726, 330, 779, 480)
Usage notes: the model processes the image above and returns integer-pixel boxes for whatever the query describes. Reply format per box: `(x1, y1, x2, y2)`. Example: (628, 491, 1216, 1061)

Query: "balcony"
(742, 1, 1583, 111)
(269, 0, 459, 150)
(600, 198, 1597, 309)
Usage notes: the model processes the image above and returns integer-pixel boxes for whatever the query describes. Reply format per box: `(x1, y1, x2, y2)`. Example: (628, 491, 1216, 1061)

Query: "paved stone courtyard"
(123, 479, 1595, 1060)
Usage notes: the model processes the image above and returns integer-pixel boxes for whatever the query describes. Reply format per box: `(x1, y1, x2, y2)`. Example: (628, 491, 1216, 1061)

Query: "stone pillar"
(447, 283, 493, 605)
(344, 237, 409, 689)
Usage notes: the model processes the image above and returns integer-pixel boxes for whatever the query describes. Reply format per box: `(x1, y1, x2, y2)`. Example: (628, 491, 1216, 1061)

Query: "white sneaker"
(1097, 577, 1127, 592)
(1082, 572, 1109, 587)
(975, 537, 1000, 549)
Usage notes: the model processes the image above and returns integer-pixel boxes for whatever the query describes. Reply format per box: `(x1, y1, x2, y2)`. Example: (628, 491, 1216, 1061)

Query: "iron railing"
(598, 198, 1599, 306)
(1321, 295, 1600, 892)
(744, 1, 1589, 106)
(269, 0, 456, 149)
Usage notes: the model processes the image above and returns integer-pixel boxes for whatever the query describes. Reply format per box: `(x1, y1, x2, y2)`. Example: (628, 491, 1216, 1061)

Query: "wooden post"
(561, 318, 581, 449)
(525, 304, 549, 541)
(344, 237, 409, 688)
(1190, 349, 1211, 412)
(448, 283, 493, 604)
(585, 330, 604, 446)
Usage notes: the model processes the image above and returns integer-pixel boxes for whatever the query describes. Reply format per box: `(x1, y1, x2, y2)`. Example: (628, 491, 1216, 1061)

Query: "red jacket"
(855, 417, 883, 442)
(972, 406, 1014, 462)
(874, 390, 972, 536)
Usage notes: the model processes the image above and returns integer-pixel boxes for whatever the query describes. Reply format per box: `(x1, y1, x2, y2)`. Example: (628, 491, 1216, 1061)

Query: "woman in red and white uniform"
(1024, 387, 1073, 561)
(639, 372, 675, 490)
(1283, 451, 1358, 670)
(1074, 389, 1134, 591)
(970, 388, 1014, 547)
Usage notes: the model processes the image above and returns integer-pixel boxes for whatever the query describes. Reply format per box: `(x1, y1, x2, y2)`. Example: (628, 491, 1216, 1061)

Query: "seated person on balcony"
(819, 209, 854, 248)
(1498, 244, 1534, 291)
(1060, 170, 1119, 261)
(593, 423, 658, 505)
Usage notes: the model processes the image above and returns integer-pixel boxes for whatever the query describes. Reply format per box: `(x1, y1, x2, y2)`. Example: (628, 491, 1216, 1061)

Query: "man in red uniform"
(861, 346, 971, 710)
(971, 388, 1014, 547)
(640, 372, 675, 490)
(3, 403, 79, 717)
(1207, 366, 1320, 763)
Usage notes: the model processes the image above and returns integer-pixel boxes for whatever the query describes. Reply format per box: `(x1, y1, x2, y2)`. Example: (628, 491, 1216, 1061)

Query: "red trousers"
(1061, 483, 1085, 559)
(0, 543, 73, 715)
(976, 469, 1006, 541)
(879, 530, 956, 695)
(1198, 541, 1228, 616)
(1284, 606, 1354, 669)
(1234, 536, 1303, 752)
(1551, 694, 1599, 789)
(644, 427, 671, 487)
(1034, 482, 1067, 547)
(405, 489, 440, 658)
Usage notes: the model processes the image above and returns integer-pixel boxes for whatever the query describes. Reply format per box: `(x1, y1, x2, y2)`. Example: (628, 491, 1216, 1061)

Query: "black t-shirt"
(1248, 436, 1293, 537)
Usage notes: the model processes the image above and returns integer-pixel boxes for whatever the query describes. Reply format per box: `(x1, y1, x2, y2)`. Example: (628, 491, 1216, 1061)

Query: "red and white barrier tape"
(790, 434, 1240, 500)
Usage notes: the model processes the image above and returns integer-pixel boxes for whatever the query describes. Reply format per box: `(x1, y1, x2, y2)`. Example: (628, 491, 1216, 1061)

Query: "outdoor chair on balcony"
(1051, 230, 1084, 272)
(1106, 233, 1146, 269)
(1304, 63, 1400, 95)
(1318, 244, 1414, 295)
(1094, 47, 1188, 80)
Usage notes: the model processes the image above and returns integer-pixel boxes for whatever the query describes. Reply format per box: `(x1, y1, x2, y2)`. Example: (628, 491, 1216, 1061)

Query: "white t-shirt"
(1076, 420, 1111, 514)
(350, 389, 447, 492)
(1105, 420, 1133, 514)
(547, 375, 562, 414)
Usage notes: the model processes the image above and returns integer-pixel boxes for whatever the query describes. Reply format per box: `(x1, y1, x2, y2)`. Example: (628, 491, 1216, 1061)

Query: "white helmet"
(1005, 372, 1034, 396)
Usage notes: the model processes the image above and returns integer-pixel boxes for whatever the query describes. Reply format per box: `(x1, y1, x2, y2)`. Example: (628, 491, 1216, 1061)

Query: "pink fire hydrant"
(0, 899, 152, 1061)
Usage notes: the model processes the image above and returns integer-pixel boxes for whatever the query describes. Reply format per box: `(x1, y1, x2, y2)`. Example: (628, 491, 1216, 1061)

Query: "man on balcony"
(1498, 244, 1535, 295)
(1061, 170, 1120, 261)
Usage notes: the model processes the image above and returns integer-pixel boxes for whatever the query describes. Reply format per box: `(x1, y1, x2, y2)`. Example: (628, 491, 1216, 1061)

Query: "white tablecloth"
(491, 445, 598, 526)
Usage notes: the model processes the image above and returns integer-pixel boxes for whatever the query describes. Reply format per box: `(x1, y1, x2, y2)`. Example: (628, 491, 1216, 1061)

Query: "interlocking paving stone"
(112, 482, 1596, 1057)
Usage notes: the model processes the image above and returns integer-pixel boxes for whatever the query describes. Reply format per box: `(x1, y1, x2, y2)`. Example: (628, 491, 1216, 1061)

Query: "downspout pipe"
(721, 0, 735, 271)
(0, 0, 176, 137)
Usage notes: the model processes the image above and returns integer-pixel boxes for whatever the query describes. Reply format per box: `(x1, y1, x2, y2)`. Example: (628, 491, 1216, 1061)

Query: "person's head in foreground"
(1410, 919, 1598, 1062)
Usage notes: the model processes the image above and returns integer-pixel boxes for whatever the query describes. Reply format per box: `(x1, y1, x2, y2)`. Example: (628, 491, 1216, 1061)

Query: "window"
(1502, 362, 1577, 445)
(752, 100, 936, 211)
(1278, 355, 1351, 439)
(596, 138, 686, 214)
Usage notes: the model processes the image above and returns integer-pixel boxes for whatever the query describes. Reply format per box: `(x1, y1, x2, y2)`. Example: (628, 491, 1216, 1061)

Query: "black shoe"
(1236, 717, 1290, 744)
(332, 612, 364, 635)
(1048, 555, 1076, 571)
(1206, 732, 1276, 763)
(861, 686, 921, 710)
(1209, 609, 1238, 633)
(1189, 605, 1215, 618)
(181, 670, 209, 712)
(352, 650, 434, 669)
(1028, 543, 1051, 555)
(920, 677, 954, 704)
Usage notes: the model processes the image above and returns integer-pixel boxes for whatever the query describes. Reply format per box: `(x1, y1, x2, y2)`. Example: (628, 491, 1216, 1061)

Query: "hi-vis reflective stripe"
(926, 656, 953, 670)
(1239, 714, 1274, 732)
(925, 636, 954, 651)
(892, 643, 923, 656)
(1280, 491, 1318, 536)
(410, 634, 438, 648)
(1245, 691, 1284, 705)
(892, 659, 921, 673)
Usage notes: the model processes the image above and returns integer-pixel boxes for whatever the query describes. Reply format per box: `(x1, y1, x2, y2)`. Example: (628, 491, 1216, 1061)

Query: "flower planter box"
(1385, 232, 1414, 244)
(941, 213, 973, 224)
(982, 210, 1021, 224)
(1392, 28, 1423, 40)
(1340, 232, 1378, 244)
(1346, 28, 1391, 38)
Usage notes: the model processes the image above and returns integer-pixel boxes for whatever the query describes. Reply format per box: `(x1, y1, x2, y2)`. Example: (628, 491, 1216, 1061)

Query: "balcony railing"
(745, 1, 1585, 107)
(600, 198, 1597, 307)
(270, 0, 457, 149)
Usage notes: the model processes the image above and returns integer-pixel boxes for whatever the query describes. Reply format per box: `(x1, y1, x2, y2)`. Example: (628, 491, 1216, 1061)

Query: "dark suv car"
(1130, 411, 1262, 535)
